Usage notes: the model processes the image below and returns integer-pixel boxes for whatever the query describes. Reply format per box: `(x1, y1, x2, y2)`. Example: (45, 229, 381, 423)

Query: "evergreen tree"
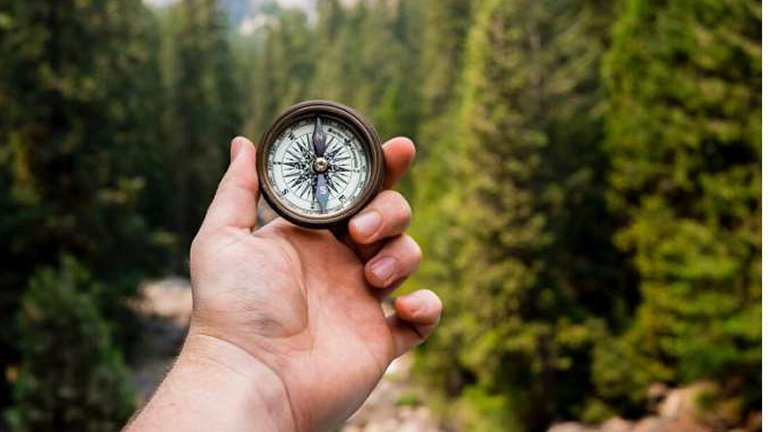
(309, 0, 417, 137)
(373, 0, 424, 141)
(0, 0, 167, 279)
(415, 0, 473, 156)
(245, 5, 315, 136)
(163, 0, 243, 263)
(6, 257, 135, 432)
(0, 0, 166, 407)
(407, 0, 473, 308)
(407, 0, 474, 413)
(419, 0, 623, 428)
(597, 0, 761, 415)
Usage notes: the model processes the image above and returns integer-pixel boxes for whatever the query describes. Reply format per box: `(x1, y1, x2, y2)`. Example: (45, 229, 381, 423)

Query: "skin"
(125, 136, 442, 432)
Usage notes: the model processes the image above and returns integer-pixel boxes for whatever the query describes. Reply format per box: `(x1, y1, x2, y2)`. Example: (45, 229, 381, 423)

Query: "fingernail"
(351, 211, 381, 239)
(403, 291, 428, 312)
(230, 137, 245, 161)
(370, 256, 396, 285)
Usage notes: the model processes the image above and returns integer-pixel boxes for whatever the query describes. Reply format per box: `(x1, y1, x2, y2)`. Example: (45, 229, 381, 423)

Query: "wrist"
(177, 331, 298, 432)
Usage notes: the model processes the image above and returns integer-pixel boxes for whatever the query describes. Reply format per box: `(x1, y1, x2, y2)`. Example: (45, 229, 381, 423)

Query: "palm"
(180, 137, 440, 432)
(191, 219, 395, 429)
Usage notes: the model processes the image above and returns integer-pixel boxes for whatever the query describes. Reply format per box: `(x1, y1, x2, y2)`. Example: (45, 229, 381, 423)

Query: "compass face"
(265, 116, 369, 218)
(258, 100, 384, 228)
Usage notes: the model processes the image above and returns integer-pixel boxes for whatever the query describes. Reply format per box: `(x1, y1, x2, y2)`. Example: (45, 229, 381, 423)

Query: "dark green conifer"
(597, 0, 761, 414)
(6, 257, 135, 432)
(163, 0, 243, 263)
(420, 0, 623, 427)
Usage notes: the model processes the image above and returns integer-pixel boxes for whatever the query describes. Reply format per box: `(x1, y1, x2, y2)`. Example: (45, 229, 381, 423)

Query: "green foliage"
(394, 393, 420, 407)
(239, 0, 424, 196)
(0, 0, 760, 429)
(597, 0, 761, 412)
(412, 0, 630, 428)
(408, 0, 473, 306)
(160, 0, 244, 262)
(244, 0, 425, 191)
(0, 0, 170, 280)
(245, 6, 315, 136)
(0, 0, 169, 409)
(6, 257, 135, 432)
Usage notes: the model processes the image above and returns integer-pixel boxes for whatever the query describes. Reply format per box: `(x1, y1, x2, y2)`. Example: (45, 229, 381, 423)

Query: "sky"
(143, 0, 317, 33)
(143, 0, 315, 11)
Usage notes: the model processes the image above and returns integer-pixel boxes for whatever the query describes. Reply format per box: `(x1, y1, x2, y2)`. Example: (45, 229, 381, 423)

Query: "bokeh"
(0, 0, 760, 431)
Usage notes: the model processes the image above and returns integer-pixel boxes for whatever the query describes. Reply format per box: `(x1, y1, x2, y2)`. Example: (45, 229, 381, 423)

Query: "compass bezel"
(257, 100, 385, 229)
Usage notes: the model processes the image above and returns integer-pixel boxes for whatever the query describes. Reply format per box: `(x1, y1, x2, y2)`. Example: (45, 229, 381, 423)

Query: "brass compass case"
(256, 100, 385, 229)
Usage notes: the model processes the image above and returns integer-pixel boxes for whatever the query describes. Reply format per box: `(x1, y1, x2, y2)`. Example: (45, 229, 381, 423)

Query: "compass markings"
(268, 117, 369, 216)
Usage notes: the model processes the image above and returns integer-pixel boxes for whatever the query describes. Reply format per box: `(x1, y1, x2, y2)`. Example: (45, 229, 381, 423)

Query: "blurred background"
(0, 0, 761, 431)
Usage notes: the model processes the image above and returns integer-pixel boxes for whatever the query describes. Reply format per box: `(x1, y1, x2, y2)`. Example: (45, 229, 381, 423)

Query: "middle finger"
(365, 234, 422, 289)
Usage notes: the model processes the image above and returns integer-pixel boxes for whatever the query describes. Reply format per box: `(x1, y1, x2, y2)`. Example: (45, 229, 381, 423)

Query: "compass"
(256, 100, 385, 229)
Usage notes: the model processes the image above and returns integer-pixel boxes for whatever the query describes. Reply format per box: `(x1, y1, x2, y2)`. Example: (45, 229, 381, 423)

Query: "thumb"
(199, 136, 260, 233)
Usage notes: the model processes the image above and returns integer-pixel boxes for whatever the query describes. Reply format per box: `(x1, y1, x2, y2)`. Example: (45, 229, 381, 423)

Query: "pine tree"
(407, 0, 474, 413)
(6, 257, 135, 432)
(0, 0, 168, 278)
(416, 0, 473, 156)
(163, 0, 243, 263)
(373, 0, 424, 141)
(418, 0, 622, 428)
(407, 0, 473, 309)
(245, 5, 315, 136)
(0, 0, 167, 407)
(310, 0, 411, 133)
(596, 0, 761, 415)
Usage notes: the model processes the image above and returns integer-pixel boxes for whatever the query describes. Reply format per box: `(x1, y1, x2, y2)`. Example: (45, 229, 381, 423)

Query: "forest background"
(0, 0, 761, 431)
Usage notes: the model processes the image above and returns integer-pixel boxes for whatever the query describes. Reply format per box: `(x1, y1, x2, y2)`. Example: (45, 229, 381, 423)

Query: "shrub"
(5, 257, 135, 432)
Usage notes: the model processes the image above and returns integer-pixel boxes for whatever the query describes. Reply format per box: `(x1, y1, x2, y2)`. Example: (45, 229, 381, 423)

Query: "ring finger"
(365, 234, 422, 290)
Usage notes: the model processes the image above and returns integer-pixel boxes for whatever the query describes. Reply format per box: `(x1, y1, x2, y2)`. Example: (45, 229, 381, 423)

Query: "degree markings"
(267, 118, 370, 217)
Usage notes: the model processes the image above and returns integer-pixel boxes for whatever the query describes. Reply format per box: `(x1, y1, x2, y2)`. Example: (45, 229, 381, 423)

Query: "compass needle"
(315, 174, 329, 212)
(312, 116, 327, 156)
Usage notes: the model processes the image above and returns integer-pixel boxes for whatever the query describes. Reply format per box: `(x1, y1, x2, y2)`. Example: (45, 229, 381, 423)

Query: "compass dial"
(257, 100, 384, 229)
(265, 116, 369, 218)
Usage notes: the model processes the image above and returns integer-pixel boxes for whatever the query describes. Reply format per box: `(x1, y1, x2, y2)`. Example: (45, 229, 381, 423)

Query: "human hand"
(182, 136, 442, 431)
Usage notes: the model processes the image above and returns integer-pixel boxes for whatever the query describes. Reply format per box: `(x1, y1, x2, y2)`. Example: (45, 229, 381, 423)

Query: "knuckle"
(378, 190, 411, 226)
(379, 189, 406, 207)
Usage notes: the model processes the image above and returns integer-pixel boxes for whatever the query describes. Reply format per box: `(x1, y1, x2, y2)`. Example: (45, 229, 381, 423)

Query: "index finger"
(382, 137, 416, 189)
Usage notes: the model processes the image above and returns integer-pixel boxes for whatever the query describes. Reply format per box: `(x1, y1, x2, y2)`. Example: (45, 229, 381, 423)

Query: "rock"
(665, 416, 711, 432)
(647, 382, 669, 413)
(131, 278, 193, 326)
(547, 422, 598, 432)
(633, 417, 667, 432)
(648, 383, 669, 400)
(658, 382, 716, 419)
(600, 417, 634, 432)
(632, 416, 711, 432)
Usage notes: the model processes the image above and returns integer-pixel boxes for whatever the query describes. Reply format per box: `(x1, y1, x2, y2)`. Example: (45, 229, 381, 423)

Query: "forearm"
(125, 333, 296, 432)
